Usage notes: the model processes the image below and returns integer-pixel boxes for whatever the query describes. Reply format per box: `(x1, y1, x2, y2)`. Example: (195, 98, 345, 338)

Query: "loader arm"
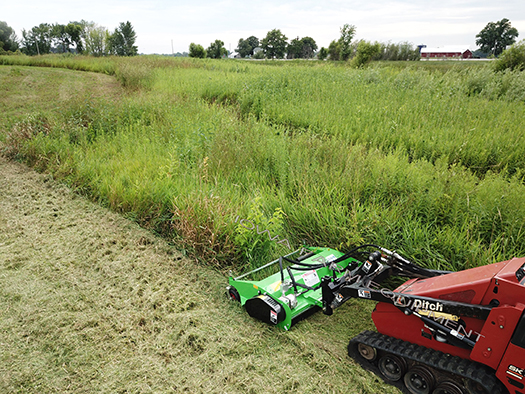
(320, 248, 493, 350)
(321, 274, 492, 319)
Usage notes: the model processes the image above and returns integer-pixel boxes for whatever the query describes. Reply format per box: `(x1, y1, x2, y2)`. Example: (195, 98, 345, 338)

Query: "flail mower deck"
(227, 245, 361, 330)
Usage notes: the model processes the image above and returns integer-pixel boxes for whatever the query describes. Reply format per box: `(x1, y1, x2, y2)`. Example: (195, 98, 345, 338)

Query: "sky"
(3, 0, 525, 54)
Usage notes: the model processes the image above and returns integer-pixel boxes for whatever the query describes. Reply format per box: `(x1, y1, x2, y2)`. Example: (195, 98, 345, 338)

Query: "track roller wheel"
(432, 381, 464, 394)
(357, 342, 377, 361)
(378, 354, 406, 382)
(404, 365, 436, 394)
(227, 286, 241, 302)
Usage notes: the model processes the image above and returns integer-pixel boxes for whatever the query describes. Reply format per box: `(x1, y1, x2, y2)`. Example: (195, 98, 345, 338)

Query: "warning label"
(270, 310, 278, 324)
(301, 270, 320, 287)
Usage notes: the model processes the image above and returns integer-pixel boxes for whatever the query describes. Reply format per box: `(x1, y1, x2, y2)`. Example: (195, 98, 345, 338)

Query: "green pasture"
(1, 55, 525, 272)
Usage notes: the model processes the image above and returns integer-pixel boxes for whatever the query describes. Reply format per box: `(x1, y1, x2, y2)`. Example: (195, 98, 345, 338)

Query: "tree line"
(188, 19, 520, 64)
(0, 20, 138, 56)
(189, 25, 420, 64)
(2, 18, 521, 65)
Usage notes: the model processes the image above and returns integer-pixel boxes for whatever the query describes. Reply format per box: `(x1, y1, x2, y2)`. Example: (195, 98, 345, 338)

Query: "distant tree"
(0, 21, 19, 52)
(236, 36, 259, 58)
(400, 42, 420, 61)
(286, 36, 318, 59)
(472, 49, 489, 59)
(352, 40, 381, 68)
(377, 41, 420, 61)
(494, 39, 525, 71)
(189, 43, 206, 58)
(339, 24, 356, 61)
(253, 49, 265, 59)
(247, 36, 259, 53)
(21, 23, 52, 55)
(317, 47, 328, 60)
(328, 40, 341, 60)
(207, 39, 227, 59)
(51, 24, 70, 53)
(476, 18, 519, 57)
(300, 37, 317, 58)
(81, 21, 108, 57)
(236, 38, 251, 58)
(108, 21, 138, 56)
(261, 29, 288, 59)
(50, 22, 83, 53)
(326, 24, 356, 61)
(286, 37, 303, 59)
(66, 22, 83, 53)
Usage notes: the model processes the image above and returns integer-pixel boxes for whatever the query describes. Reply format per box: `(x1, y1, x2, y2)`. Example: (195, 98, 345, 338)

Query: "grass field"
(1, 55, 525, 392)
(1, 55, 524, 272)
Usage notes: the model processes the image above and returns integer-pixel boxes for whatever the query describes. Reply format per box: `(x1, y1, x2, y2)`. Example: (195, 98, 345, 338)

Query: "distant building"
(420, 47, 473, 59)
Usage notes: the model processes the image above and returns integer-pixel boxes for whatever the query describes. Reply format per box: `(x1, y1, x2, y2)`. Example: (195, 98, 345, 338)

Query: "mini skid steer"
(227, 244, 525, 394)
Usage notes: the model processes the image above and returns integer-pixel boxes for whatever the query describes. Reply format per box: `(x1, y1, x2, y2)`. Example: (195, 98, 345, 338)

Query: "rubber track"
(348, 330, 508, 394)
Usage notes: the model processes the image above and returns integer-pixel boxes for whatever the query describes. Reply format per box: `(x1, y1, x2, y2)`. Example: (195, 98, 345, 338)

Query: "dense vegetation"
(1, 55, 525, 274)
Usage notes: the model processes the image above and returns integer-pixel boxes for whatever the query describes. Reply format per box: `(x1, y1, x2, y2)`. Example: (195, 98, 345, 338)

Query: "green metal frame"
(228, 246, 361, 330)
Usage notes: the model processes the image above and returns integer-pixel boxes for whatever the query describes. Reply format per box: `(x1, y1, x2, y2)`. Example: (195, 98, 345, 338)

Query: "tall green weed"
(234, 197, 289, 271)
(3, 57, 525, 272)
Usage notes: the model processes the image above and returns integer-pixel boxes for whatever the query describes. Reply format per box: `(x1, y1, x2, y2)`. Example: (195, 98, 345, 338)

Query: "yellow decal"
(270, 281, 282, 292)
(418, 310, 460, 322)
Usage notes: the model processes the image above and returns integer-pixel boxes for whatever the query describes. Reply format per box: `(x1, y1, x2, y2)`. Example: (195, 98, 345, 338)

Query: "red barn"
(420, 47, 473, 59)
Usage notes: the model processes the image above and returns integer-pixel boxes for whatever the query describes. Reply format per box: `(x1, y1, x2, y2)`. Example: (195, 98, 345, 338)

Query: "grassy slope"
(0, 65, 396, 393)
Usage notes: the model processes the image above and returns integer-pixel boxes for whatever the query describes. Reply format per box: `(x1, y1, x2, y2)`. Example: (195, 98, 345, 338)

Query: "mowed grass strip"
(0, 157, 394, 394)
(0, 65, 122, 122)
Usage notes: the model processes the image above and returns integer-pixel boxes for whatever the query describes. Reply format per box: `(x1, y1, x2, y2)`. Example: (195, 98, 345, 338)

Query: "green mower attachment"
(227, 246, 361, 330)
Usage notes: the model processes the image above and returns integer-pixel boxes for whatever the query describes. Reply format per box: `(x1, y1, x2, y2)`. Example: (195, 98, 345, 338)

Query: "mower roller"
(227, 244, 525, 394)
